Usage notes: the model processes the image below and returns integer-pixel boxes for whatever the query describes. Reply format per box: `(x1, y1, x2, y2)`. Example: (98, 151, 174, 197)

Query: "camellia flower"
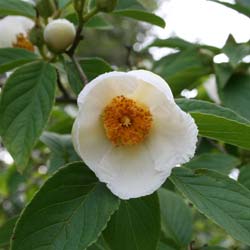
(0, 16, 34, 51)
(72, 70, 198, 199)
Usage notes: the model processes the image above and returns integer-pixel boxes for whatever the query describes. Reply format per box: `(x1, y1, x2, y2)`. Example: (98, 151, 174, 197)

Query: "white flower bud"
(44, 19, 76, 52)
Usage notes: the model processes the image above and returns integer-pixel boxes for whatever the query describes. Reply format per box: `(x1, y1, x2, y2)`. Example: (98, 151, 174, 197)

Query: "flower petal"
(96, 144, 170, 199)
(146, 100, 198, 171)
(128, 70, 174, 101)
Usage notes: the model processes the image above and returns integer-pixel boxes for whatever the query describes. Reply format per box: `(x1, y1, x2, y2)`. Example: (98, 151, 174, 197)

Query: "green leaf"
(238, 164, 250, 190)
(170, 167, 250, 245)
(154, 48, 213, 94)
(222, 35, 250, 67)
(200, 247, 227, 250)
(11, 162, 120, 250)
(176, 98, 250, 150)
(40, 132, 80, 173)
(219, 73, 250, 120)
(0, 61, 57, 172)
(115, 0, 144, 10)
(214, 63, 234, 89)
(0, 0, 35, 17)
(104, 193, 160, 250)
(86, 16, 113, 30)
(114, 9, 165, 28)
(0, 217, 18, 247)
(208, 0, 250, 18)
(87, 236, 110, 250)
(158, 189, 192, 246)
(184, 153, 240, 175)
(65, 57, 112, 95)
(176, 98, 249, 124)
(147, 37, 220, 54)
(157, 242, 176, 250)
(0, 48, 37, 74)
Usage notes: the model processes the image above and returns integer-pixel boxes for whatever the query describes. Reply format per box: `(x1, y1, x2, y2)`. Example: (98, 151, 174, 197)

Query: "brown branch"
(56, 96, 77, 104)
(56, 70, 70, 98)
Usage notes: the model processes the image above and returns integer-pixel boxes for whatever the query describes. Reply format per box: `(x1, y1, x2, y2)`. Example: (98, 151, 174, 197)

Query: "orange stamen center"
(102, 95, 153, 146)
(12, 33, 34, 52)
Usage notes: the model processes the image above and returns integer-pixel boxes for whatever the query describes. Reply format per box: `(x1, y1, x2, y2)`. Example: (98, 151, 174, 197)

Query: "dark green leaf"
(87, 236, 110, 250)
(176, 98, 249, 124)
(184, 153, 240, 175)
(0, 48, 37, 74)
(0, 61, 57, 172)
(176, 98, 250, 149)
(219, 73, 250, 120)
(222, 35, 250, 66)
(0, 217, 18, 247)
(11, 162, 120, 250)
(86, 16, 113, 30)
(104, 193, 160, 250)
(154, 48, 213, 94)
(66, 57, 112, 95)
(171, 167, 250, 245)
(157, 242, 177, 250)
(114, 9, 165, 28)
(158, 189, 192, 246)
(40, 132, 80, 173)
(116, 0, 144, 10)
(238, 164, 250, 190)
(0, 0, 35, 17)
(148, 37, 220, 54)
(200, 246, 228, 250)
(214, 63, 234, 89)
(208, 0, 250, 18)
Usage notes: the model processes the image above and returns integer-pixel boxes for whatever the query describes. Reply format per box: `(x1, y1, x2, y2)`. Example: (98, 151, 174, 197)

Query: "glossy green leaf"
(176, 98, 250, 149)
(208, 0, 250, 18)
(222, 35, 250, 67)
(114, 9, 165, 28)
(0, 61, 57, 172)
(0, 0, 35, 17)
(87, 236, 110, 250)
(184, 153, 240, 175)
(104, 193, 160, 250)
(238, 164, 250, 190)
(219, 73, 250, 120)
(158, 189, 192, 246)
(0, 48, 37, 74)
(171, 167, 250, 245)
(40, 132, 80, 173)
(214, 63, 233, 89)
(0, 217, 18, 247)
(176, 98, 249, 123)
(148, 37, 220, 54)
(11, 162, 120, 250)
(66, 57, 112, 95)
(154, 48, 213, 94)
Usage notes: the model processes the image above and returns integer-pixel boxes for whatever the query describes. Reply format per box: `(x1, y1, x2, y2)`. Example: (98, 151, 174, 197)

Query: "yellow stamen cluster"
(13, 33, 34, 52)
(102, 95, 153, 146)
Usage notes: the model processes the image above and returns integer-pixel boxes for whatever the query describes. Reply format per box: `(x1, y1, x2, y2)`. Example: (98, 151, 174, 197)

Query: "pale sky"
(150, 0, 250, 59)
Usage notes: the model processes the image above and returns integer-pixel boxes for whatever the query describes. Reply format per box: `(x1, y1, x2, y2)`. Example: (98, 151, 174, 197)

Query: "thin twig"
(125, 45, 133, 69)
(70, 54, 88, 86)
(207, 139, 227, 154)
(56, 70, 70, 98)
(56, 96, 77, 104)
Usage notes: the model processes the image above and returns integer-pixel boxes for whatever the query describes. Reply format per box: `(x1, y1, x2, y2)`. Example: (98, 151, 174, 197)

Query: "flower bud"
(44, 19, 76, 53)
(96, 0, 117, 12)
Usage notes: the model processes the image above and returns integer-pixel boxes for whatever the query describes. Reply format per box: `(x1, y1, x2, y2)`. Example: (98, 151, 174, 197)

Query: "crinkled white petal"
(97, 145, 172, 199)
(146, 100, 198, 171)
(0, 16, 34, 48)
(128, 70, 174, 102)
(72, 70, 198, 199)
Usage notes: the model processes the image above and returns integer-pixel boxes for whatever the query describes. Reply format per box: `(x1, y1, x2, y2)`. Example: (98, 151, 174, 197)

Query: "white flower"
(0, 16, 34, 50)
(44, 19, 76, 52)
(72, 70, 198, 199)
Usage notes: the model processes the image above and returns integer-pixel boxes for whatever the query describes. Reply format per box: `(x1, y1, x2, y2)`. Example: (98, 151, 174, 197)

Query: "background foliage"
(1, 0, 250, 249)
